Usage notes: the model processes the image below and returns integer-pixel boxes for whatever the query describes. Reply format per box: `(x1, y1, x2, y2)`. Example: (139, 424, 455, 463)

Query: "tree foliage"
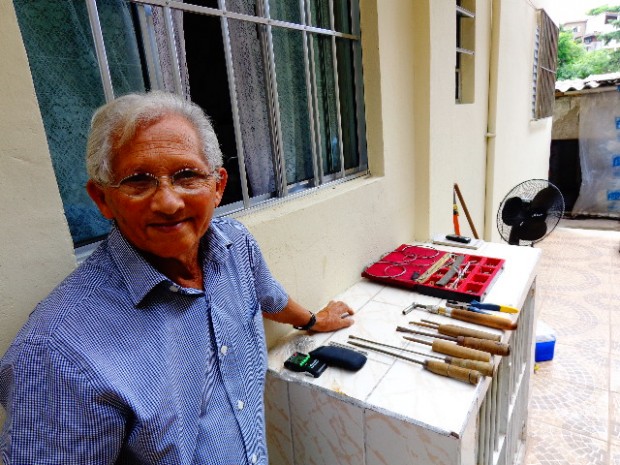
(557, 4, 620, 80)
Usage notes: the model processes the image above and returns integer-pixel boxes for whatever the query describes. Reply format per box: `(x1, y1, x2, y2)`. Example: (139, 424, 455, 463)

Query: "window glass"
(13, 0, 145, 246)
(308, 0, 330, 29)
(311, 34, 341, 176)
(268, 1, 302, 24)
(337, 38, 363, 170)
(272, 27, 314, 185)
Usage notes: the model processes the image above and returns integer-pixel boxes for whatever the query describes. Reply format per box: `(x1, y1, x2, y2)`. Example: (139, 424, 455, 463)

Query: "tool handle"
(446, 357, 494, 377)
(499, 305, 519, 314)
(431, 339, 491, 362)
(424, 360, 480, 385)
(449, 308, 517, 331)
(457, 336, 511, 356)
(438, 324, 501, 342)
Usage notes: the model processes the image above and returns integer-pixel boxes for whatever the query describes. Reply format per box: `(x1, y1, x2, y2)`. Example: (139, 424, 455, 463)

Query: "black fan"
(497, 179, 565, 246)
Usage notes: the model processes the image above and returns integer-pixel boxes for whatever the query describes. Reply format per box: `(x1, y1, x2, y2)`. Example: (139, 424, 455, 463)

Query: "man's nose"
(150, 180, 185, 214)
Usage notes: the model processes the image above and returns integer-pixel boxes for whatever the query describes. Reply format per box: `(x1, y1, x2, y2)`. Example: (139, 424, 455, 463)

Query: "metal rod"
(85, 0, 114, 101)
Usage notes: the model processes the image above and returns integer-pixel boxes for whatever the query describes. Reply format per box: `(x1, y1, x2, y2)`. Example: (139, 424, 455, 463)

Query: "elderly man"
(0, 91, 353, 464)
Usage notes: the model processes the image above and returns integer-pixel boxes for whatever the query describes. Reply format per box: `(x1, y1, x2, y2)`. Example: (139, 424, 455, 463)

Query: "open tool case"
(362, 244, 505, 302)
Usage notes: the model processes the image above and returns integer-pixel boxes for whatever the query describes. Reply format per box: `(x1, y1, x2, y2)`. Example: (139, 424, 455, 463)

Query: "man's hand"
(264, 298, 355, 333)
(311, 300, 355, 332)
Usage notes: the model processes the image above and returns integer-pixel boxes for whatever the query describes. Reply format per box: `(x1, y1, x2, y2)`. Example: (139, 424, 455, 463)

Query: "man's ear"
(86, 180, 115, 220)
(213, 168, 228, 208)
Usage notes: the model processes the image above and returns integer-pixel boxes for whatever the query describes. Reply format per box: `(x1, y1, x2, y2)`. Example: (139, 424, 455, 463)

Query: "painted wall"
(0, 3, 76, 356)
(425, 0, 492, 242)
(485, 0, 553, 241)
(0, 0, 554, 364)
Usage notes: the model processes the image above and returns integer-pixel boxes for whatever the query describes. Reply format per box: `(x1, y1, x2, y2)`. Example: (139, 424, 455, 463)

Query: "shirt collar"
(106, 221, 234, 306)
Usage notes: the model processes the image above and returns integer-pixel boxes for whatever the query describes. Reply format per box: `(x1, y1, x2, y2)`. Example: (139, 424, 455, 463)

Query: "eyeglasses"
(106, 168, 215, 198)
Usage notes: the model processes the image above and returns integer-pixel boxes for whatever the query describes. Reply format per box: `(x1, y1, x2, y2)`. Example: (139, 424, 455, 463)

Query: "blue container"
(535, 320, 556, 362)
(535, 338, 556, 362)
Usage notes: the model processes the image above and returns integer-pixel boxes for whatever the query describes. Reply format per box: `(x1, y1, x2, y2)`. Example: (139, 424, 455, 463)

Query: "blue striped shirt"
(0, 218, 288, 464)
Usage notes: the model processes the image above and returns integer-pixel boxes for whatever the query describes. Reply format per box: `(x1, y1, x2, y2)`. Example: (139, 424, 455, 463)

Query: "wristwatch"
(293, 311, 317, 331)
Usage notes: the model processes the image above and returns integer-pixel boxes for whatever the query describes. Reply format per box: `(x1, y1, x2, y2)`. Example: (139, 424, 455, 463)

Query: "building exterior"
(563, 10, 620, 51)
(0, 0, 554, 411)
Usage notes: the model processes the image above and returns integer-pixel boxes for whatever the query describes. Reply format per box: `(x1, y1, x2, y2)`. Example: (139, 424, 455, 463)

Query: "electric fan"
(497, 179, 565, 246)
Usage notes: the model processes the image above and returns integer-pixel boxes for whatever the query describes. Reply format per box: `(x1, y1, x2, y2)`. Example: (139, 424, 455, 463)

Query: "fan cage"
(496, 179, 565, 246)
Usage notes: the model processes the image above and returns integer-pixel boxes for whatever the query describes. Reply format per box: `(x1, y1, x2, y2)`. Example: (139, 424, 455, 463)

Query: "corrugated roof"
(555, 72, 620, 92)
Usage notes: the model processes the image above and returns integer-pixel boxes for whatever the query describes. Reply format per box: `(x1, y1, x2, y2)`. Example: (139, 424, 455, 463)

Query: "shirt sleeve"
(245, 234, 288, 315)
(1, 341, 125, 464)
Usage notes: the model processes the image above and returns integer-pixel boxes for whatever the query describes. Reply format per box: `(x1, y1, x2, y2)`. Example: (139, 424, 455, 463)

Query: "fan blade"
(531, 186, 559, 211)
(515, 218, 548, 242)
(507, 226, 522, 245)
(501, 197, 528, 226)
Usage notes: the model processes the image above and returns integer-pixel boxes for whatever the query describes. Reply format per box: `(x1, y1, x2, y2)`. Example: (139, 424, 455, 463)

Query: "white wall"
(0, 3, 76, 355)
(425, 0, 492, 241)
(485, 0, 553, 241)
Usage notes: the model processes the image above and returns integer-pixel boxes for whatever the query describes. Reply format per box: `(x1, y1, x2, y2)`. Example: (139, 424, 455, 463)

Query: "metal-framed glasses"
(106, 168, 215, 198)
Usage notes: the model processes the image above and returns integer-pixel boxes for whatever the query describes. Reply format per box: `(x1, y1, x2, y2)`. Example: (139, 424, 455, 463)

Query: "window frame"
(532, 8, 558, 120)
(455, 0, 475, 104)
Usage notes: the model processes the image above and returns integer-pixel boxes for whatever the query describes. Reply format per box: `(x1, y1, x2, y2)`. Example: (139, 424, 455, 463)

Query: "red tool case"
(361, 244, 505, 302)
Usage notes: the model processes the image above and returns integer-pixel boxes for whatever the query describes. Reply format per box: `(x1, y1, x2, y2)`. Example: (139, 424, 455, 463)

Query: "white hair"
(86, 91, 223, 184)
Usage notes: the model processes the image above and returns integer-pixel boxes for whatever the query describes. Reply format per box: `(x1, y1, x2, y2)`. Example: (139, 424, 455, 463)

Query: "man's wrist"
(293, 311, 316, 331)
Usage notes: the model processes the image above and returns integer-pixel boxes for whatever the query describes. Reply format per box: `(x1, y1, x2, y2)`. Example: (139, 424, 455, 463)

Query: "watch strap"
(293, 311, 317, 331)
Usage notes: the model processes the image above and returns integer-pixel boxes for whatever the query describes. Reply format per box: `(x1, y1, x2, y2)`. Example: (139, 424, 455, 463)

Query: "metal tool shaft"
(347, 340, 480, 384)
(349, 335, 493, 376)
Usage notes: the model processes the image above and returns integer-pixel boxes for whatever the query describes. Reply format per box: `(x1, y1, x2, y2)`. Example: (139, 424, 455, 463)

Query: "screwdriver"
(447, 299, 520, 314)
(397, 326, 510, 356)
(347, 340, 481, 385)
(413, 303, 517, 331)
(413, 319, 502, 342)
(349, 335, 494, 377)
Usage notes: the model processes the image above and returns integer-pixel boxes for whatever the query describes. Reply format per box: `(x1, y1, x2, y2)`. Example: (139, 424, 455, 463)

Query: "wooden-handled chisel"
(397, 326, 510, 356)
(415, 319, 502, 342)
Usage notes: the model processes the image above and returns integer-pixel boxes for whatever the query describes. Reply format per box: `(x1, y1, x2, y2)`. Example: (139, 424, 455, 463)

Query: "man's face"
(87, 114, 227, 261)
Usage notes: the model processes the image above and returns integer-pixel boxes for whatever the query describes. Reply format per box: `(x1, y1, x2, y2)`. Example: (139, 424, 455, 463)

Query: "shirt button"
(221, 345, 228, 355)
(169, 285, 179, 292)
(251, 453, 258, 463)
(237, 400, 245, 410)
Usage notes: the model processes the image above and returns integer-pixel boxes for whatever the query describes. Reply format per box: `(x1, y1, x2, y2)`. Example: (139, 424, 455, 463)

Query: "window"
(13, 0, 368, 247)
(532, 9, 558, 120)
(456, 0, 475, 103)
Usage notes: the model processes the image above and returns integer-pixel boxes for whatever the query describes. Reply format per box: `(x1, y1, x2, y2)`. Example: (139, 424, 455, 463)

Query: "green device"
(284, 352, 327, 378)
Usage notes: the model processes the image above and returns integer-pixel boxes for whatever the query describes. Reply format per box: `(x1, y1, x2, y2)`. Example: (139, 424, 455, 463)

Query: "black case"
(309, 345, 367, 371)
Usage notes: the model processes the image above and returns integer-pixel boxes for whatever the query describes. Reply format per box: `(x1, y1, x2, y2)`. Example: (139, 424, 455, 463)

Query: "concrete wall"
(552, 95, 581, 140)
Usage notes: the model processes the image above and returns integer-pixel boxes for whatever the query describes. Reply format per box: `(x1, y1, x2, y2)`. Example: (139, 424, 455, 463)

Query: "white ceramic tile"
(365, 357, 481, 435)
(265, 374, 293, 465)
(289, 382, 365, 465)
(332, 280, 385, 311)
(364, 410, 459, 465)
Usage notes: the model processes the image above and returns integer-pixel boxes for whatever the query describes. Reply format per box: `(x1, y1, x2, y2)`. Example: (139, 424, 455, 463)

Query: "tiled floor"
(523, 218, 620, 465)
